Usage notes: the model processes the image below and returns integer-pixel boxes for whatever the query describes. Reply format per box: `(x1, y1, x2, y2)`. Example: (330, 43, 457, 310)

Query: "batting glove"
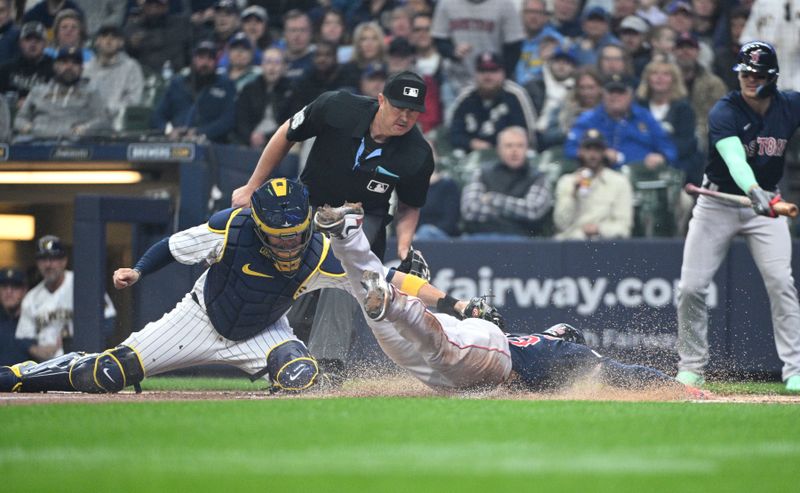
(748, 186, 780, 217)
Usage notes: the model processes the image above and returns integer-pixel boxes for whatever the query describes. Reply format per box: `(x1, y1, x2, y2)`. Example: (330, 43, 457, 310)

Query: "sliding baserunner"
(315, 202, 706, 396)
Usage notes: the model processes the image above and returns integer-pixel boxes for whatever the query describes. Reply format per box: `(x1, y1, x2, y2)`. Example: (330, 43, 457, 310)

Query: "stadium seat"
(622, 164, 685, 237)
(121, 105, 155, 132)
(532, 146, 577, 190)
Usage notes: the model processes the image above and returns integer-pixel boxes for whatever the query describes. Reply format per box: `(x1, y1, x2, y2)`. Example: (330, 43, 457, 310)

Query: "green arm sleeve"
(715, 136, 758, 193)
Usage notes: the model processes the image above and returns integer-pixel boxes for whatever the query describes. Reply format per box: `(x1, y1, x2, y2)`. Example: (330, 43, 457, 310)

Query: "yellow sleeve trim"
(216, 208, 243, 262)
(400, 274, 428, 297)
(318, 235, 347, 278)
(292, 236, 329, 299)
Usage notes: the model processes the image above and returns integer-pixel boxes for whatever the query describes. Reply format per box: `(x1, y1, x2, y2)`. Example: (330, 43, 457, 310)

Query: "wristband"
(436, 294, 463, 319)
(400, 274, 428, 297)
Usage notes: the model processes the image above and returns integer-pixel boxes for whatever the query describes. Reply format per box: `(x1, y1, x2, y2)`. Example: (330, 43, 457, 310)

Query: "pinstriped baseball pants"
(122, 292, 296, 380)
(677, 195, 800, 380)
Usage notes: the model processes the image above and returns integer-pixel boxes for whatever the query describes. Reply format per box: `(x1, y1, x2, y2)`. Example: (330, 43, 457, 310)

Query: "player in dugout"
(314, 202, 707, 398)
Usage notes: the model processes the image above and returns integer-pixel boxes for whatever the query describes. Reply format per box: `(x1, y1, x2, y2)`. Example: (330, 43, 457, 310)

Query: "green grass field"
(1, 378, 797, 493)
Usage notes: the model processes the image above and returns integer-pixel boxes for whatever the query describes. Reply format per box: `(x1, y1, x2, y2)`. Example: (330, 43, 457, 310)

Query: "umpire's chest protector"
(203, 211, 326, 341)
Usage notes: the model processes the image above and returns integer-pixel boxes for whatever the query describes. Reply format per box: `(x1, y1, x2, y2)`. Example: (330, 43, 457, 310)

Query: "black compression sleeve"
(133, 237, 174, 276)
(436, 294, 463, 319)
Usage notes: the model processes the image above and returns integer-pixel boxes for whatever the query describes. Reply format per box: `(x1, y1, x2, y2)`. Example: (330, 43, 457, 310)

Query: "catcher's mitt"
(463, 296, 506, 331)
(397, 246, 431, 281)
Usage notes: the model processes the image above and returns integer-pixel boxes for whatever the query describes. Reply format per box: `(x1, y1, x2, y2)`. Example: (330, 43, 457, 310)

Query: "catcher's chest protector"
(204, 211, 326, 341)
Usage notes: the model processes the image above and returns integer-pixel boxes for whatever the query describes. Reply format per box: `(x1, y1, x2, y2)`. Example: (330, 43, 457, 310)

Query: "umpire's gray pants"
(677, 195, 800, 380)
(305, 213, 392, 366)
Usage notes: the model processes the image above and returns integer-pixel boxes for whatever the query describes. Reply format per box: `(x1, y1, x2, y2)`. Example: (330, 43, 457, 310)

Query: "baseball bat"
(684, 184, 799, 218)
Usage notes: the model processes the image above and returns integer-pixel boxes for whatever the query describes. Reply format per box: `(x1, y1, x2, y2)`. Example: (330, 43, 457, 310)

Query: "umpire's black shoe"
(312, 358, 346, 391)
(314, 203, 364, 239)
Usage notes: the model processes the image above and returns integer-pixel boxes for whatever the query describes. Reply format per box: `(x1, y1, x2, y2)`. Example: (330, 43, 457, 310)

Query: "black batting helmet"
(250, 178, 312, 276)
(733, 41, 779, 76)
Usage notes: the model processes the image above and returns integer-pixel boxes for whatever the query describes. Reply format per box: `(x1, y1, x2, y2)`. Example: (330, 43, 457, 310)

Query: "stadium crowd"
(0, 0, 798, 239)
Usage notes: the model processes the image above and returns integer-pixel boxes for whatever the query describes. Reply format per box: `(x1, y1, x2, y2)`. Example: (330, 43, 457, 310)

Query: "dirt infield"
(1, 375, 798, 405)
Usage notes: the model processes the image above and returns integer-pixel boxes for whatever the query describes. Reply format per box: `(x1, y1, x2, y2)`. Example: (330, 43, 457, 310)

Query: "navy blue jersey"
(506, 334, 601, 391)
(705, 90, 800, 195)
(506, 333, 674, 391)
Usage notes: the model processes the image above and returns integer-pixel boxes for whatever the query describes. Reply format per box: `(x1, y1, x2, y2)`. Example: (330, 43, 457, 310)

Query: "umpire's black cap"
(35, 235, 67, 259)
(0, 267, 25, 286)
(383, 71, 426, 113)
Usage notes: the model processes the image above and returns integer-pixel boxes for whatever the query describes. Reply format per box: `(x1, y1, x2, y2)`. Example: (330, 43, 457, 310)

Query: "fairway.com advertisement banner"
(392, 239, 797, 374)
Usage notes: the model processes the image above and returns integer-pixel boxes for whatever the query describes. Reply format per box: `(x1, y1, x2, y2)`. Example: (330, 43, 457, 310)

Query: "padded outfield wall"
(131, 238, 798, 376)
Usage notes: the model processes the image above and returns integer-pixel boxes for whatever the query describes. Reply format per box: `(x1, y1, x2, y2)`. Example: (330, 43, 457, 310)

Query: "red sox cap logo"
(750, 51, 760, 64)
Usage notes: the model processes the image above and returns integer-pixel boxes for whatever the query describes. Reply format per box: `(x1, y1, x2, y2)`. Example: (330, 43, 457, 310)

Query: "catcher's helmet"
(250, 178, 312, 276)
(733, 41, 779, 76)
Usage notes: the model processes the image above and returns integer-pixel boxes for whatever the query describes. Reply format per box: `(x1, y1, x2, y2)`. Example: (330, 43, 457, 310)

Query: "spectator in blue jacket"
(569, 6, 620, 67)
(515, 0, 565, 85)
(565, 74, 677, 170)
(0, 0, 19, 64)
(151, 40, 236, 143)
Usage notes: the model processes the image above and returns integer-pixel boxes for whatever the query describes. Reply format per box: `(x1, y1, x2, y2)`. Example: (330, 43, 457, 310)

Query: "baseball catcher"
(315, 202, 706, 396)
(0, 179, 357, 394)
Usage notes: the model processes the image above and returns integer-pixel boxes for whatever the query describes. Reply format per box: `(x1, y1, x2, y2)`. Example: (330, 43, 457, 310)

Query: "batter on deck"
(0, 179, 350, 394)
(675, 41, 800, 391)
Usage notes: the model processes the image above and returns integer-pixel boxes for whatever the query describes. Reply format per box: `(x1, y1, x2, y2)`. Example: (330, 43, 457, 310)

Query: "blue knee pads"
(266, 340, 319, 391)
(70, 345, 145, 393)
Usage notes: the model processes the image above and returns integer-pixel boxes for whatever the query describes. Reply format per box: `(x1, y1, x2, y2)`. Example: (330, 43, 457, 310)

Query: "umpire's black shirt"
(286, 90, 434, 216)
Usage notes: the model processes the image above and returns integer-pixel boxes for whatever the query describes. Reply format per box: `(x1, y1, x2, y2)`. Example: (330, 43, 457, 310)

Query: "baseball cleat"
(676, 370, 705, 387)
(684, 385, 711, 400)
(785, 375, 800, 392)
(0, 361, 34, 392)
(314, 203, 364, 239)
(361, 270, 392, 321)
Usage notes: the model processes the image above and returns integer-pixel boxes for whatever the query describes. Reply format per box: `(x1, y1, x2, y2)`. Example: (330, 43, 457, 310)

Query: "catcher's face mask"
(250, 178, 313, 276)
(255, 221, 311, 272)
